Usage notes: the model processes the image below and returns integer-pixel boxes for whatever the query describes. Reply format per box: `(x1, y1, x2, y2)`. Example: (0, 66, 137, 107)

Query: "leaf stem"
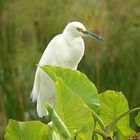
(92, 111, 106, 130)
(93, 129, 109, 138)
(45, 103, 71, 139)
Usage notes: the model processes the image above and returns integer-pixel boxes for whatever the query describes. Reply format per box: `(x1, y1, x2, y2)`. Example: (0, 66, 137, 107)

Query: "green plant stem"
(106, 107, 140, 134)
(93, 130, 109, 138)
(45, 103, 71, 139)
(92, 111, 106, 130)
(93, 118, 97, 130)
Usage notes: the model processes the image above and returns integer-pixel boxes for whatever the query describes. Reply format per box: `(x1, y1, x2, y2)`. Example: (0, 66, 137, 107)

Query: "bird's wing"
(31, 67, 56, 117)
(39, 34, 65, 65)
(31, 34, 64, 117)
(31, 34, 62, 100)
(31, 67, 40, 102)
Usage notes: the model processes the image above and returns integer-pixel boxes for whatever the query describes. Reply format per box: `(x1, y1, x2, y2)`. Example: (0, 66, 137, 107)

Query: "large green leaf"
(99, 90, 135, 136)
(55, 80, 94, 139)
(135, 111, 140, 127)
(5, 119, 50, 140)
(41, 65, 99, 111)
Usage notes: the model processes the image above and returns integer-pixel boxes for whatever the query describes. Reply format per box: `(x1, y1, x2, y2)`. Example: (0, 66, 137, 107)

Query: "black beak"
(83, 30, 104, 41)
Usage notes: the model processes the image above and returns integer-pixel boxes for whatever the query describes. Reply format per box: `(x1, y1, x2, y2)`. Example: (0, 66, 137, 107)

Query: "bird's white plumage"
(31, 22, 86, 117)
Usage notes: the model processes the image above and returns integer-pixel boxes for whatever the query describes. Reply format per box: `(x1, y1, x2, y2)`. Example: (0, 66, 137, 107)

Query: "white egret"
(31, 21, 103, 117)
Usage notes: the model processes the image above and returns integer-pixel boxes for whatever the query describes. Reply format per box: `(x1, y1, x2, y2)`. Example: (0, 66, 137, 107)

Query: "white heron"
(31, 21, 103, 117)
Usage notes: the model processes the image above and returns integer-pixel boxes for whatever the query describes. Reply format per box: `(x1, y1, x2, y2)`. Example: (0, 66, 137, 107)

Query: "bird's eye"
(77, 27, 84, 33)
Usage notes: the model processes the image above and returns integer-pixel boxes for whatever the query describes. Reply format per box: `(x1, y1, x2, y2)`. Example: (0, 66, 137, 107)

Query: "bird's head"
(63, 21, 103, 41)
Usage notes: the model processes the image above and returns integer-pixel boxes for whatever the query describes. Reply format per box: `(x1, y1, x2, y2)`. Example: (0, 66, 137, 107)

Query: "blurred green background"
(0, 0, 140, 139)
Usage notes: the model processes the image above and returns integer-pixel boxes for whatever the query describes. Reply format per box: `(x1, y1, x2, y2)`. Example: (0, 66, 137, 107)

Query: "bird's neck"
(62, 31, 81, 42)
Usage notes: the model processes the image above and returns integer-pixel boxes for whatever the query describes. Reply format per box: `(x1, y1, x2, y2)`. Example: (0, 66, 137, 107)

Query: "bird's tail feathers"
(31, 69, 40, 102)
(31, 89, 37, 102)
(37, 97, 48, 117)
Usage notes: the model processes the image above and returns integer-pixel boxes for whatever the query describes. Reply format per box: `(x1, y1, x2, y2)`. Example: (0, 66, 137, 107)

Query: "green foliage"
(135, 112, 140, 127)
(98, 91, 136, 139)
(99, 90, 134, 135)
(55, 80, 93, 139)
(5, 66, 140, 140)
(5, 120, 50, 140)
(41, 65, 99, 111)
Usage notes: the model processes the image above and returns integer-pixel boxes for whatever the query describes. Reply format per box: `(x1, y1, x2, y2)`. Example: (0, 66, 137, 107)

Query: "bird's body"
(31, 22, 103, 117)
(40, 34, 85, 69)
